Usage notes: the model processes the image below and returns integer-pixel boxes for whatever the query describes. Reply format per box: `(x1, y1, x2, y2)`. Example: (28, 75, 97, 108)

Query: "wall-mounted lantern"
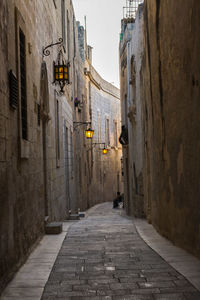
(90, 143, 108, 154)
(102, 147, 108, 155)
(73, 122, 94, 139)
(43, 38, 70, 93)
(53, 49, 70, 93)
(54, 61, 70, 93)
(85, 128, 94, 139)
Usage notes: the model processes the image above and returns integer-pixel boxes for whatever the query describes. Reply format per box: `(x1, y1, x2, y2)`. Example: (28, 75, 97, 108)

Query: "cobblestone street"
(41, 203, 200, 300)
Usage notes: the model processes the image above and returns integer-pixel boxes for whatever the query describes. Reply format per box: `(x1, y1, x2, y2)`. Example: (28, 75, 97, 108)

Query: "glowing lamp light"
(102, 147, 108, 154)
(55, 64, 69, 80)
(85, 128, 94, 139)
(54, 62, 69, 93)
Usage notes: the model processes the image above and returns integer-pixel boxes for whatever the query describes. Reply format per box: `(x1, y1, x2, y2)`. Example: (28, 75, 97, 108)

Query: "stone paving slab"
(135, 219, 200, 292)
(41, 202, 200, 300)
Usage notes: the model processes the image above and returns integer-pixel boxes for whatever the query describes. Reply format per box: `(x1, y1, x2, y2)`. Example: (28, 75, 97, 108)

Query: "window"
(114, 121, 118, 147)
(124, 94, 128, 127)
(79, 157, 82, 189)
(9, 70, 18, 109)
(55, 98, 60, 166)
(61, 0, 66, 50)
(37, 104, 40, 127)
(19, 28, 28, 140)
(64, 127, 69, 198)
(67, 10, 70, 60)
(105, 118, 110, 147)
(73, 15, 76, 57)
(70, 129, 73, 178)
(98, 112, 101, 143)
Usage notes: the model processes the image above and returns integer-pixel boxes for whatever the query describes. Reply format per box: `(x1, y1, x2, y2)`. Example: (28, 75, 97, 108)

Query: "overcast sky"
(73, 0, 125, 88)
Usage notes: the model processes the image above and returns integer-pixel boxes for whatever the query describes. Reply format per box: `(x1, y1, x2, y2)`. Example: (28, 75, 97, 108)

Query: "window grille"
(105, 118, 110, 146)
(61, 0, 66, 50)
(55, 99, 60, 164)
(67, 10, 70, 60)
(9, 70, 18, 109)
(19, 28, 28, 140)
(37, 104, 41, 126)
(114, 121, 118, 147)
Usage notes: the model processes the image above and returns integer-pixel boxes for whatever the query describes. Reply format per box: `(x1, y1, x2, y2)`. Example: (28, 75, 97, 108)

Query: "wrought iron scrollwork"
(43, 38, 63, 57)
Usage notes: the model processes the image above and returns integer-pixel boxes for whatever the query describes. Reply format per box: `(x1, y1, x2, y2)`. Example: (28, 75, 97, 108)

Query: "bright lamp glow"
(102, 147, 108, 154)
(85, 128, 94, 139)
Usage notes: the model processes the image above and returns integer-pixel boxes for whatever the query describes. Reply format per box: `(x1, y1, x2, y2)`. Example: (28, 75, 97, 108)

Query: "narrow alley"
(1, 0, 200, 299)
(41, 203, 200, 300)
(2, 203, 200, 299)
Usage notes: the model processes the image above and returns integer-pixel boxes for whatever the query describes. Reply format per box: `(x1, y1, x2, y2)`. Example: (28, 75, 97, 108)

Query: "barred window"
(55, 98, 60, 166)
(114, 121, 118, 147)
(19, 28, 28, 140)
(105, 118, 110, 147)
(61, 0, 66, 50)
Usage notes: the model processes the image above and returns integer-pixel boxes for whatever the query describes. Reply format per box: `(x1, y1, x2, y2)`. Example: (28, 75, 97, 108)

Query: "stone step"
(45, 222, 62, 234)
(69, 214, 80, 220)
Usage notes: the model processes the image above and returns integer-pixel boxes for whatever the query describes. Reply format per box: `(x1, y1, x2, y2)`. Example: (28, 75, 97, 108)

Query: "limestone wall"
(142, 0, 200, 258)
(119, 5, 145, 218)
(120, 0, 200, 258)
(89, 68, 122, 206)
(0, 0, 79, 292)
(74, 24, 122, 211)
(73, 59, 122, 210)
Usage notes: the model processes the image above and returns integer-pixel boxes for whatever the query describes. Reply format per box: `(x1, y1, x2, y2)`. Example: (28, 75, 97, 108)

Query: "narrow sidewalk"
(1, 222, 75, 300)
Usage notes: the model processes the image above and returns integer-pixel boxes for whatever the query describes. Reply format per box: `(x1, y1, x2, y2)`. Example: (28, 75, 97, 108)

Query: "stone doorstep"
(45, 222, 63, 234)
(69, 214, 80, 220)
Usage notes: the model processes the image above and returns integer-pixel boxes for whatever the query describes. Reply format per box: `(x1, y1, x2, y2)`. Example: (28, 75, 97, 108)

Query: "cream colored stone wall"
(0, 0, 80, 292)
(120, 0, 200, 259)
(0, 0, 122, 292)
(86, 64, 122, 207)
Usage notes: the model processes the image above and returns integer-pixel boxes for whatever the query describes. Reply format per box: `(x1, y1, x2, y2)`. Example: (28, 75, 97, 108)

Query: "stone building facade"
(0, 0, 122, 292)
(86, 64, 122, 207)
(119, 4, 144, 218)
(74, 24, 122, 211)
(120, 0, 200, 258)
(0, 0, 80, 292)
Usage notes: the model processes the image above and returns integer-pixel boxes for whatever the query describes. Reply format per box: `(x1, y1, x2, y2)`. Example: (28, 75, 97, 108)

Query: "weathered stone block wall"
(0, 0, 80, 292)
(86, 65, 122, 207)
(119, 8, 145, 218)
(73, 58, 92, 212)
(142, 0, 200, 258)
(129, 5, 145, 218)
(90, 87, 122, 206)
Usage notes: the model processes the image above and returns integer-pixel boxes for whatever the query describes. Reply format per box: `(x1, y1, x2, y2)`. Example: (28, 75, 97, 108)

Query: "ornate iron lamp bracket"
(73, 121, 91, 131)
(43, 38, 63, 57)
(87, 142, 106, 152)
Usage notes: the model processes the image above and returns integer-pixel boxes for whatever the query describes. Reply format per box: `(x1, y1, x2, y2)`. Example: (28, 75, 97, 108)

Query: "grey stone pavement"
(40, 202, 200, 300)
